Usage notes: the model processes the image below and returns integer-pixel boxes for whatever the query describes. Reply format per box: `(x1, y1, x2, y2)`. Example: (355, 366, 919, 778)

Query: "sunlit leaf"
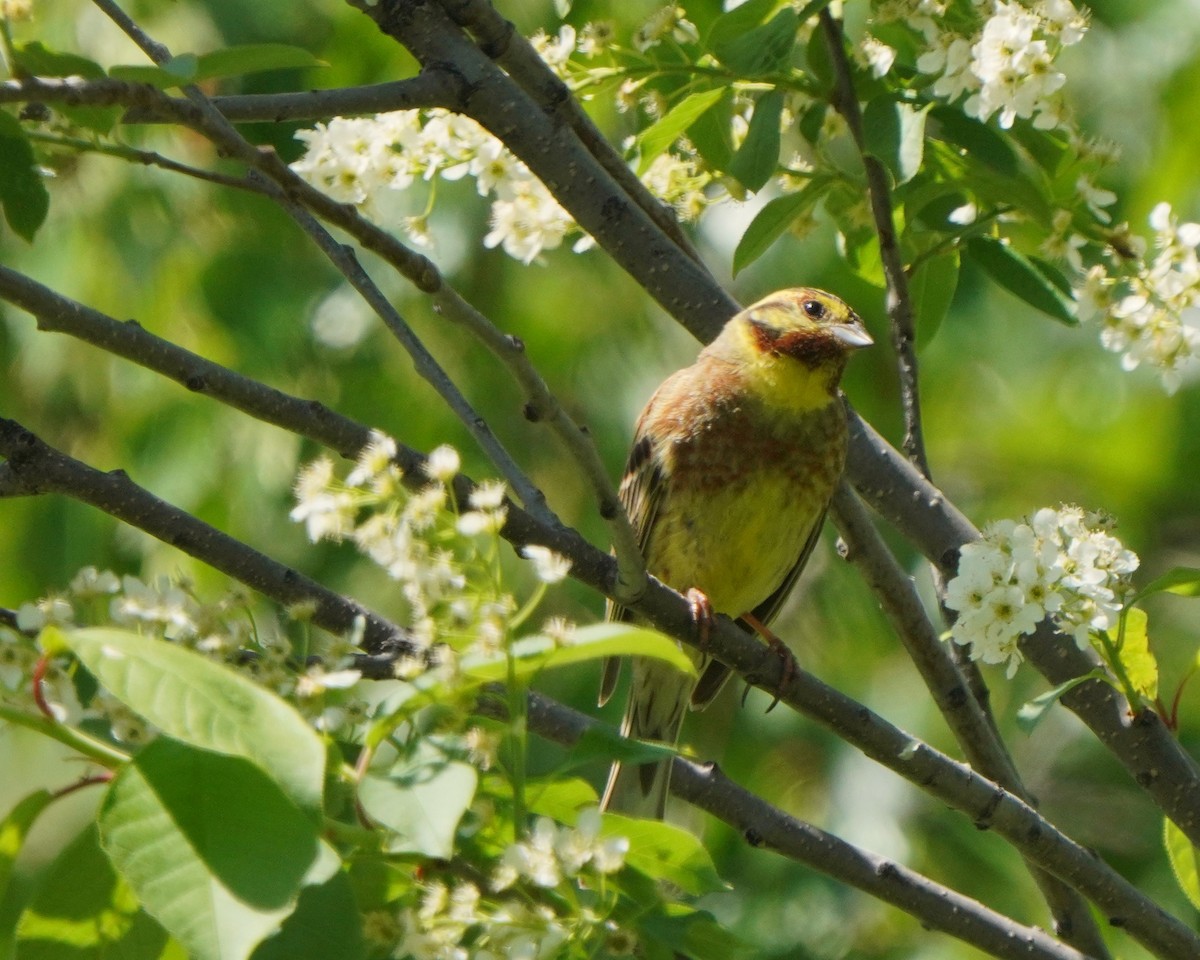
(0, 790, 53, 902)
(1134, 566, 1200, 602)
(358, 739, 477, 859)
(98, 740, 336, 960)
(458, 622, 697, 685)
(602, 814, 728, 895)
(1165, 818, 1200, 910)
(194, 44, 326, 82)
(733, 178, 828, 275)
(54, 627, 326, 815)
(16, 824, 169, 957)
(1109, 607, 1158, 702)
(527, 777, 601, 823)
(636, 89, 726, 174)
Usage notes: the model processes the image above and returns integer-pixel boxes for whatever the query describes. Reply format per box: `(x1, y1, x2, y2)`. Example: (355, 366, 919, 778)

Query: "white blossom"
(520, 545, 572, 584)
(913, 0, 1086, 132)
(1079, 202, 1200, 393)
(944, 505, 1138, 677)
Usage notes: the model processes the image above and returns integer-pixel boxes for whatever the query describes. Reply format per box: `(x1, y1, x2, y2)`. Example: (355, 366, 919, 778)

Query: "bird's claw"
(741, 612, 795, 713)
(762, 635, 796, 712)
(686, 588, 714, 651)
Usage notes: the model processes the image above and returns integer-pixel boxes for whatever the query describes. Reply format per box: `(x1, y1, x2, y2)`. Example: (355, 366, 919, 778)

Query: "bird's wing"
(689, 509, 826, 710)
(599, 427, 670, 707)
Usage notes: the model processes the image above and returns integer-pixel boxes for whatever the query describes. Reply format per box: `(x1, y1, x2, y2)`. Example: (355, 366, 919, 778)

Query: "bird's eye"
(802, 299, 826, 320)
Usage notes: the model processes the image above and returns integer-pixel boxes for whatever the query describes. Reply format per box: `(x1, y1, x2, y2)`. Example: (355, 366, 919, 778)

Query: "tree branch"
(433, 0, 704, 265)
(0, 419, 406, 652)
(832, 483, 1110, 958)
(122, 75, 455, 124)
(362, 0, 740, 337)
(514, 690, 1198, 960)
(819, 10, 928, 476)
(3, 268, 1194, 957)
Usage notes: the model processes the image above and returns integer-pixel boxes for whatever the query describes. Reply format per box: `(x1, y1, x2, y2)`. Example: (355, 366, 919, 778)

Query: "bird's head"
(709, 287, 872, 410)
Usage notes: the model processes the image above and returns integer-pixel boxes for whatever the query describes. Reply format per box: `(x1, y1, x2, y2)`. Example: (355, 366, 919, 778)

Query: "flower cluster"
(1077, 203, 1200, 393)
(290, 109, 576, 264)
(492, 809, 629, 890)
(900, 0, 1088, 131)
(3, 568, 369, 739)
(944, 505, 1139, 676)
(390, 809, 631, 960)
(291, 435, 573, 675)
(396, 881, 573, 960)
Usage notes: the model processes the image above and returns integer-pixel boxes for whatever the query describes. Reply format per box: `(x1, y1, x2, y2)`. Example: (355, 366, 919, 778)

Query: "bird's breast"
(646, 399, 846, 617)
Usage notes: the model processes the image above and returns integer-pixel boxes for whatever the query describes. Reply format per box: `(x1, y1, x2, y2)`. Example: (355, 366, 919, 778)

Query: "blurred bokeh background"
(2, 0, 1199, 956)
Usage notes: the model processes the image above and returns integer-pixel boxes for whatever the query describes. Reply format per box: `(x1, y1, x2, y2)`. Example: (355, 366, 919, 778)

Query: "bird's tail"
(600, 658, 692, 819)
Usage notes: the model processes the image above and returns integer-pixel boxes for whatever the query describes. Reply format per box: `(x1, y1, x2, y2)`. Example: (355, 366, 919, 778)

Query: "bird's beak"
(829, 318, 873, 349)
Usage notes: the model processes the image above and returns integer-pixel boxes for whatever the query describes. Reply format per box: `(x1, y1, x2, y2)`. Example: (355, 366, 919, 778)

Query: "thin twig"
(0, 419, 406, 653)
(832, 483, 1111, 959)
(122, 75, 454, 124)
(260, 174, 554, 523)
(28, 130, 264, 192)
(819, 10, 928, 477)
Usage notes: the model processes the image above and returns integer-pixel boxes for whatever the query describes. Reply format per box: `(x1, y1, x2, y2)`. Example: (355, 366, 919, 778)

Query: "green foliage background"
(2, 0, 1199, 956)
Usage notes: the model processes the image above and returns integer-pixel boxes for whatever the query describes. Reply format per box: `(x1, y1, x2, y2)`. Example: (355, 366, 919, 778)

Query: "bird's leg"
(740, 612, 796, 713)
(685, 588, 714, 651)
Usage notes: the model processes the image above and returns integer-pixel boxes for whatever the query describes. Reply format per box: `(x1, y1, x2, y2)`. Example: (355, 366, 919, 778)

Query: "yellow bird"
(600, 287, 872, 818)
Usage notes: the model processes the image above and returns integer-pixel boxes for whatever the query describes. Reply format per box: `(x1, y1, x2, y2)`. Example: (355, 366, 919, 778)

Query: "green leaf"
(863, 96, 928, 185)
(710, 7, 799, 77)
(250, 870, 364, 960)
(1016, 669, 1111, 733)
(728, 89, 784, 193)
(929, 106, 1017, 176)
(562, 723, 681, 772)
(0, 790, 53, 902)
(193, 44, 326, 83)
(732, 178, 828, 276)
(910, 251, 959, 349)
(108, 62, 198, 90)
(527, 777, 601, 823)
(458, 622, 697, 686)
(98, 740, 336, 960)
(13, 41, 105, 79)
(1109, 607, 1158, 702)
(640, 904, 751, 960)
(58, 627, 326, 816)
(357, 739, 477, 859)
(636, 89, 726, 174)
(1164, 818, 1200, 911)
(604, 815, 727, 895)
(1133, 566, 1200, 602)
(0, 112, 50, 242)
(966, 236, 1076, 324)
(16, 824, 169, 957)
(687, 91, 735, 172)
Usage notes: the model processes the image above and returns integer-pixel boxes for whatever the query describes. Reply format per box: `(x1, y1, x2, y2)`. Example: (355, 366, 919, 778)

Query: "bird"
(599, 286, 872, 818)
